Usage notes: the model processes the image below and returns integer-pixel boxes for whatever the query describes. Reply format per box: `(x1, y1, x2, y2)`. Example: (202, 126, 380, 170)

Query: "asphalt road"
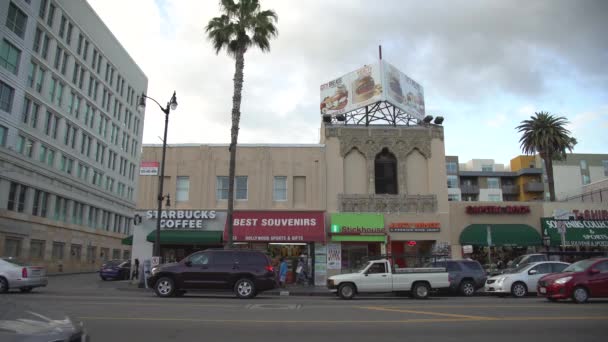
(6, 274, 608, 342)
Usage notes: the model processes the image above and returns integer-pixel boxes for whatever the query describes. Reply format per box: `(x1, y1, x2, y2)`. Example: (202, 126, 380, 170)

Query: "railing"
(524, 182, 544, 192)
(338, 194, 437, 213)
(561, 187, 607, 203)
(501, 185, 519, 195)
(459, 184, 479, 194)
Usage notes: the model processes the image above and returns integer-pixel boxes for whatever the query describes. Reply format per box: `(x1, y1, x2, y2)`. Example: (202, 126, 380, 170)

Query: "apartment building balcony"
(501, 185, 519, 195)
(460, 184, 480, 194)
(524, 182, 545, 192)
(338, 194, 437, 213)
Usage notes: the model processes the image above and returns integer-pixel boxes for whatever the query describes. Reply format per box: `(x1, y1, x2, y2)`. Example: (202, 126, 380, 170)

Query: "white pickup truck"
(327, 259, 450, 299)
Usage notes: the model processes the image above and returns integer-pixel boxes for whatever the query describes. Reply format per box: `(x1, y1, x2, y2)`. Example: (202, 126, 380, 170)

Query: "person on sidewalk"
(279, 257, 288, 288)
(132, 258, 139, 280)
(296, 256, 309, 285)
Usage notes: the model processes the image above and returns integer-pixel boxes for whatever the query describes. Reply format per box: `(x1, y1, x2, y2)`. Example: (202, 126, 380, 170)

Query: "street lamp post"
(138, 91, 178, 261)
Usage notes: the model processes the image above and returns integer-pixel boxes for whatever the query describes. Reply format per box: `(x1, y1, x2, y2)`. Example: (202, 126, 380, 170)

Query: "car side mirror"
(528, 269, 538, 275)
(185, 260, 192, 267)
(589, 268, 600, 275)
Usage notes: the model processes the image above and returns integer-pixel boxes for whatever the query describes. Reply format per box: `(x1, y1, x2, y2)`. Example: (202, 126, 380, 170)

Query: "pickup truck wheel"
(459, 280, 476, 296)
(413, 283, 430, 299)
(338, 283, 356, 300)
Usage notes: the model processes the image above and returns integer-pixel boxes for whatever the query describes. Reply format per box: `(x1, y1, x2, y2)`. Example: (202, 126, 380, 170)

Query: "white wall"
(479, 188, 503, 201)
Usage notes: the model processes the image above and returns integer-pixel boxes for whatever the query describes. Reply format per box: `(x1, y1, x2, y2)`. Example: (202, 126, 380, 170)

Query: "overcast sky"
(88, 0, 607, 166)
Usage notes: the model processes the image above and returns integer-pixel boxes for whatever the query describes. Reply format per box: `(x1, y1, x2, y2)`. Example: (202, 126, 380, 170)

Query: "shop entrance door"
(342, 244, 369, 273)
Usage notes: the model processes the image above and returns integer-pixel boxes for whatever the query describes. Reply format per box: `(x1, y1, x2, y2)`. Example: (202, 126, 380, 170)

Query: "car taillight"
(22, 267, 28, 278)
(265, 265, 274, 272)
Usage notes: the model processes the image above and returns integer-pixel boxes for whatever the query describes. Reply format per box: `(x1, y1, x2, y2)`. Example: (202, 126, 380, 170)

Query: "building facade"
(548, 153, 608, 201)
(0, 0, 147, 273)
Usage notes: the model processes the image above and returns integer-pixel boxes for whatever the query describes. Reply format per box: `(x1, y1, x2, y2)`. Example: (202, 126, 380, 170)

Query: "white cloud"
(87, 0, 608, 159)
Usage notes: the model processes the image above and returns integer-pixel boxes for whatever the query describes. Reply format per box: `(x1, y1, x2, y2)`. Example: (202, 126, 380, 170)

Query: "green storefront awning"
(121, 235, 133, 246)
(459, 224, 542, 247)
(146, 230, 223, 245)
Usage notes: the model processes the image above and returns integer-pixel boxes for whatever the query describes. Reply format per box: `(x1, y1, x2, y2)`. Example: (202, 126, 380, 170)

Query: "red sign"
(466, 205, 530, 215)
(407, 241, 417, 246)
(225, 211, 325, 243)
(389, 222, 441, 232)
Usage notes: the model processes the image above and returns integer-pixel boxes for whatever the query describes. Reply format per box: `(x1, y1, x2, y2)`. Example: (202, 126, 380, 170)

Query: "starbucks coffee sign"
(139, 210, 226, 230)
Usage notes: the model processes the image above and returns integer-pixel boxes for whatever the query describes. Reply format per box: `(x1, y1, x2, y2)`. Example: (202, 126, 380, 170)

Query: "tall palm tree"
(206, 0, 278, 248)
(516, 112, 577, 201)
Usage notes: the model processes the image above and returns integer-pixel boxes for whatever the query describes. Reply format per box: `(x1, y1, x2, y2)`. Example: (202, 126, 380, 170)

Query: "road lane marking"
(359, 306, 493, 320)
(77, 316, 608, 324)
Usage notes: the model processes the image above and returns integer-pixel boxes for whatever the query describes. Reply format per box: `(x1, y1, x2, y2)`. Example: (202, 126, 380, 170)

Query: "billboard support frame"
(328, 101, 420, 127)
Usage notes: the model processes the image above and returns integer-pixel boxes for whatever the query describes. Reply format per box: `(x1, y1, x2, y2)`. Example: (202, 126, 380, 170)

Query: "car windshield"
(510, 255, 525, 266)
(104, 260, 123, 267)
(0, 257, 26, 266)
(504, 263, 530, 274)
(562, 259, 596, 272)
(356, 262, 372, 273)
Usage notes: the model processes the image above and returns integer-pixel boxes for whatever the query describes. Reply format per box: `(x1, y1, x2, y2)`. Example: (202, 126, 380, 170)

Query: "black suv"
(147, 249, 276, 299)
(427, 260, 487, 296)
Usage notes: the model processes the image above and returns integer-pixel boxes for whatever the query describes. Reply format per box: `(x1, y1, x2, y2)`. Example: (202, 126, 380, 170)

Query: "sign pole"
(486, 226, 493, 266)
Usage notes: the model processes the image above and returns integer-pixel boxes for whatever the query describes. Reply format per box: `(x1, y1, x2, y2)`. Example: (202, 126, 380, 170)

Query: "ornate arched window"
(375, 148, 398, 194)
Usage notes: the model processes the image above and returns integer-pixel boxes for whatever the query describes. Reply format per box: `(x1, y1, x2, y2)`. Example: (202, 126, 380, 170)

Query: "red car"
(537, 258, 608, 303)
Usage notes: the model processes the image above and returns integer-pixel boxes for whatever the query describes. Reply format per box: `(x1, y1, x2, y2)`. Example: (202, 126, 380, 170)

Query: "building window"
(35, 67, 45, 93)
(176, 176, 190, 202)
(60, 154, 74, 174)
(0, 125, 7, 147)
(0, 81, 15, 112)
(54, 196, 68, 222)
(70, 244, 81, 261)
(273, 176, 287, 201)
(0, 39, 21, 74)
(46, 3, 55, 27)
(29, 239, 45, 260)
(448, 194, 460, 202)
(32, 189, 48, 217)
(447, 175, 459, 188)
(52, 242, 64, 260)
(375, 148, 398, 195)
(6, 2, 28, 38)
(446, 161, 458, 174)
(488, 194, 502, 202)
(216, 176, 248, 200)
(487, 177, 500, 189)
(481, 164, 493, 172)
(112, 249, 120, 260)
(582, 174, 590, 185)
(38, 144, 55, 166)
(580, 160, 587, 170)
(38, 0, 48, 19)
(603, 160, 608, 177)
(4, 237, 22, 257)
(72, 202, 83, 225)
(16, 135, 34, 158)
(41, 35, 49, 59)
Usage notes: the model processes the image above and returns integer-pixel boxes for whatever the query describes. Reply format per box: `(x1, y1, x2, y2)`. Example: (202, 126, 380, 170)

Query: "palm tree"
(516, 112, 577, 201)
(206, 0, 278, 248)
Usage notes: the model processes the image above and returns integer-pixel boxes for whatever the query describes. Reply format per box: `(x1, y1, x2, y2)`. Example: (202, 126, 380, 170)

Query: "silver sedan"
(0, 257, 48, 293)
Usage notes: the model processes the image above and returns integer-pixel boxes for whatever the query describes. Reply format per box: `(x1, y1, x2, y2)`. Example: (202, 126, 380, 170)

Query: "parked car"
(0, 257, 48, 293)
(426, 259, 487, 296)
(327, 259, 450, 299)
(485, 261, 569, 297)
(0, 296, 89, 341)
(507, 253, 548, 269)
(147, 249, 276, 299)
(99, 260, 131, 280)
(537, 257, 608, 303)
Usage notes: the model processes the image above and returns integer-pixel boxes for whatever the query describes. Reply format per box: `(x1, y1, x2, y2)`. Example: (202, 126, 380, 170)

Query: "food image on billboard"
(320, 63, 382, 116)
(320, 60, 425, 121)
(382, 61, 425, 120)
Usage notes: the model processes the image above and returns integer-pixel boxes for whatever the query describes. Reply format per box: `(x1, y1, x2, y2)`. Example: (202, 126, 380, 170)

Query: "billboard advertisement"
(226, 211, 325, 243)
(382, 61, 425, 121)
(320, 60, 425, 120)
(320, 63, 383, 116)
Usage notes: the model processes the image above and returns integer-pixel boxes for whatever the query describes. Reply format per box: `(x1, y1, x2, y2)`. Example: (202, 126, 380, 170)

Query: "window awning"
(146, 230, 223, 245)
(121, 235, 133, 246)
(459, 224, 542, 247)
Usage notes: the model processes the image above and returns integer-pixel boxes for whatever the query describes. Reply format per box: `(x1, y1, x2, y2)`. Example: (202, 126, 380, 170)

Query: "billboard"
(320, 60, 425, 120)
(139, 161, 159, 176)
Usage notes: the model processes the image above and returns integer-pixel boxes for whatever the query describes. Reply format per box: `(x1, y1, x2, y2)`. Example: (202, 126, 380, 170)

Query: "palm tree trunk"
(545, 153, 556, 201)
(226, 49, 245, 249)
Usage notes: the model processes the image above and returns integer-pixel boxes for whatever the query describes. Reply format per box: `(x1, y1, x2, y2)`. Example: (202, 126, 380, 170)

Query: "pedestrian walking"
(132, 258, 139, 280)
(279, 257, 288, 288)
(296, 256, 309, 285)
